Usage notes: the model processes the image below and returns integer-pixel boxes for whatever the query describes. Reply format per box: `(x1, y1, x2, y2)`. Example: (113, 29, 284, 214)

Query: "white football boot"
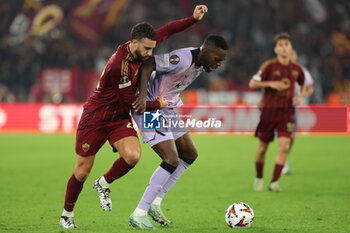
(148, 203, 171, 226)
(253, 178, 264, 191)
(59, 216, 77, 228)
(268, 181, 282, 192)
(93, 178, 112, 211)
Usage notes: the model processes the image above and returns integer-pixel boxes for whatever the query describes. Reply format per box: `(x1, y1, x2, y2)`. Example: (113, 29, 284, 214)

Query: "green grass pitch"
(0, 134, 349, 233)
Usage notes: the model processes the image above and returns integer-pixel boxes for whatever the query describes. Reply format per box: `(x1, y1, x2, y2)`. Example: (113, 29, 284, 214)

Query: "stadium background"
(0, 1, 350, 233)
(0, 0, 349, 133)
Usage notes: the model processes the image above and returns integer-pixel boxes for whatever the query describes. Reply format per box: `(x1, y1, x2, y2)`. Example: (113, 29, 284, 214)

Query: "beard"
(135, 48, 149, 62)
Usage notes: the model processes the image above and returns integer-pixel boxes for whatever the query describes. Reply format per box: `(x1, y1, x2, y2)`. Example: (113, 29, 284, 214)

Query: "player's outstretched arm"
(132, 57, 156, 114)
(155, 5, 208, 44)
(249, 79, 287, 91)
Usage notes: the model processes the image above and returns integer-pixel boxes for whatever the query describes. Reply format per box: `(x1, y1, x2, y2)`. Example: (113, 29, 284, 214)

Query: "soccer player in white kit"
(129, 35, 228, 229)
(282, 49, 314, 175)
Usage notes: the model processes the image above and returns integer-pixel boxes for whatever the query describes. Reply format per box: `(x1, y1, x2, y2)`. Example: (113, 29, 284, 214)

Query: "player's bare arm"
(193, 5, 208, 21)
(132, 57, 156, 113)
(249, 79, 287, 91)
(304, 84, 314, 97)
(293, 84, 305, 106)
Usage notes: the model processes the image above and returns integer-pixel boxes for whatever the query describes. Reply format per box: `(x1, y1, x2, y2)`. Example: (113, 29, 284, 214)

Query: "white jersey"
(146, 47, 204, 108)
(294, 65, 314, 96)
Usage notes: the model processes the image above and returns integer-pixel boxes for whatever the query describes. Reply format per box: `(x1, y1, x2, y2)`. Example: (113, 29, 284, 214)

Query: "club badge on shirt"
(170, 55, 180, 65)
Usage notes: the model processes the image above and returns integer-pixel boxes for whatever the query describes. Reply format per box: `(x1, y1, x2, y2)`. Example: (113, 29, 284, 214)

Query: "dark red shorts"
(75, 111, 137, 156)
(255, 119, 295, 143)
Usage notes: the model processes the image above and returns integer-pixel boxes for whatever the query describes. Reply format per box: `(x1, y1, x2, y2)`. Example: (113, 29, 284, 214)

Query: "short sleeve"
(297, 67, 305, 86)
(252, 62, 270, 81)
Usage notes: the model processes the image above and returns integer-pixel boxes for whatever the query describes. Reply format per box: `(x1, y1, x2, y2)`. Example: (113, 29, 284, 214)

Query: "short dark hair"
(130, 22, 157, 41)
(203, 35, 229, 50)
(274, 32, 291, 45)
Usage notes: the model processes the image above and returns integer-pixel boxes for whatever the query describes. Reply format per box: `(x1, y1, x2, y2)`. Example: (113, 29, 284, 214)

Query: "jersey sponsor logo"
(277, 77, 291, 96)
(170, 55, 180, 65)
(281, 77, 291, 88)
(126, 122, 133, 128)
(273, 70, 281, 76)
(164, 54, 170, 67)
(82, 143, 90, 152)
(143, 110, 161, 129)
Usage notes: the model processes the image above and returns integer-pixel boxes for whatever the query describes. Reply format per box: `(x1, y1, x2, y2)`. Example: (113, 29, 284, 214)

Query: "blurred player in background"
(282, 49, 314, 175)
(249, 33, 305, 192)
(59, 5, 208, 229)
(128, 35, 228, 229)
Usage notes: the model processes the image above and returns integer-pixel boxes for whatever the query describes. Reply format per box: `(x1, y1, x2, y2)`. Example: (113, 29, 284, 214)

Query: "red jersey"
(257, 58, 305, 121)
(83, 16, 197, 120)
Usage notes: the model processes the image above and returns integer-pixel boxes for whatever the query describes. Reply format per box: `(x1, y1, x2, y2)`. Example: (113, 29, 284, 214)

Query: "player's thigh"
(108, 119, 140, 165)
(152, 139, 179, 167)
(113, 136, 141, 165)
(175, 133, 198, 160)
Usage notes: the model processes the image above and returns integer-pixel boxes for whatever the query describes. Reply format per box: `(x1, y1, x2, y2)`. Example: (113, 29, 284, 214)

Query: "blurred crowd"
(1, 0, 350, 104)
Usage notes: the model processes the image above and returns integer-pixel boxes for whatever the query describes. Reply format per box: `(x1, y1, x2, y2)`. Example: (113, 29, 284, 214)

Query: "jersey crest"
(170, 55, 180, 65)
(292, 70, 299, 78)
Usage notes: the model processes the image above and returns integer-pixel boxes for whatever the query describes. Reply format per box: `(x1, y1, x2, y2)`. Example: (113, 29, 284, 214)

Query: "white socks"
(99, 176, 110, 188)
(152, 196, 162, 206)
(62, 209, 74, 217)
(133, 207, 147, 216)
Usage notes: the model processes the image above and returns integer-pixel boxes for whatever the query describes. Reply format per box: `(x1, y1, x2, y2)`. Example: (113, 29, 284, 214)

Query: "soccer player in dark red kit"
(59, 5, 208, 229)
(249, 33, 305, 192)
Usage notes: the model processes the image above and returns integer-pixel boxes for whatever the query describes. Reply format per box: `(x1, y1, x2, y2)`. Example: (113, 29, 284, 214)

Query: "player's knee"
(179, 148, 198, 162)
(122, 149, 141, 166)
(163, 156, 179, 167)
(258, 147, 267, 157)
(74, 168, 90, 182)
(279, 143, 290, 154)
(188, 147, 198, 160)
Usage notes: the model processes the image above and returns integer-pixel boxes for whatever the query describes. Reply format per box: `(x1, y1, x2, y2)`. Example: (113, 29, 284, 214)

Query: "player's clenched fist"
(193, 5, 208, 21)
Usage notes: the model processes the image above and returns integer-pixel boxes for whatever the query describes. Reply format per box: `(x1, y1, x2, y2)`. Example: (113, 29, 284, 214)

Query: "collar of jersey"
(126, 42, 137, 62)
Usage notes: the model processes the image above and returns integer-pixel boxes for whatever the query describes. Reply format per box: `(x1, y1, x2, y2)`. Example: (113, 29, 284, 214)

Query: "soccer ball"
(225, 202, 254, 228)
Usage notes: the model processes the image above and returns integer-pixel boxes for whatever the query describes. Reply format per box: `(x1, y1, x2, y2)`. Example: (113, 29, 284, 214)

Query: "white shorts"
(132, 108, 188, 147)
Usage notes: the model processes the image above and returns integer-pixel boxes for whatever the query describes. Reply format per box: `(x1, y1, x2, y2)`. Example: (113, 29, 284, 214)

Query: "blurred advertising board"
(0, 104, 349, 134)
